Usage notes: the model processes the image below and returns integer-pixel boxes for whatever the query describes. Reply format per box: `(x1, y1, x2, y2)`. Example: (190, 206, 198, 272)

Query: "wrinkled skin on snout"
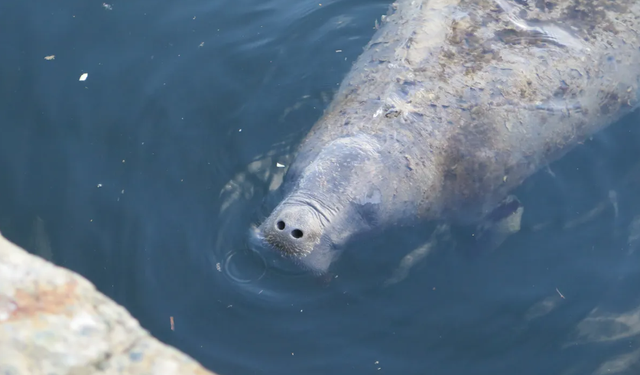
(255, 135, 394, 274)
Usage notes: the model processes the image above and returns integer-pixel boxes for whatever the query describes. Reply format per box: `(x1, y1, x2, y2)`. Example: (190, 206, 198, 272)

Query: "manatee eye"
(291, 229, 303, 239)
(276, 220, 285, 230)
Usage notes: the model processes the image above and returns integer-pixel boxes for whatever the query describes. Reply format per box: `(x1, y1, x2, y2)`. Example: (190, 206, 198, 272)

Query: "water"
(1, 0, 640, 374)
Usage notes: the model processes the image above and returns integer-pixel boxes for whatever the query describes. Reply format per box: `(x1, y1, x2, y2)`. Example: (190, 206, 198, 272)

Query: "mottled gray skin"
(256, 0, 640, 273)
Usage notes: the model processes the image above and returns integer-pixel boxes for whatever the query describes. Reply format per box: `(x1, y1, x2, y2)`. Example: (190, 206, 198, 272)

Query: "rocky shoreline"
(0, 232, 217, 375)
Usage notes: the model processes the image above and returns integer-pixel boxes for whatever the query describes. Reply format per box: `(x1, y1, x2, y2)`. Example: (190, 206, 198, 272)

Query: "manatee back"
(289, 0, 640, 223)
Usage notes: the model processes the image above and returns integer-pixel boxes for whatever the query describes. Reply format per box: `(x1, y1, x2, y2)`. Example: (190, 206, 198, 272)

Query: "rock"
(0, 232, 216, 375)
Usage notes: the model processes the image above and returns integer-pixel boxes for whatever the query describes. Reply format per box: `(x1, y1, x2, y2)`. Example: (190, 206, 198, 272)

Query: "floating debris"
(170, 316, 175, 331)
(102, 3, 112, 10)
(79, 73, 88, 81)
(44, 55, 55, 61)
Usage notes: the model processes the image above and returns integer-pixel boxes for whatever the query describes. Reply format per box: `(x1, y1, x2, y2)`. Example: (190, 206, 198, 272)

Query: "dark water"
(2, 0, 640, 374)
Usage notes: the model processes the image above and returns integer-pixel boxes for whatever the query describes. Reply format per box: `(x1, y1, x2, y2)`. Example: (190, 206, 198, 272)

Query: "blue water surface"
(1, 1, 640, 375)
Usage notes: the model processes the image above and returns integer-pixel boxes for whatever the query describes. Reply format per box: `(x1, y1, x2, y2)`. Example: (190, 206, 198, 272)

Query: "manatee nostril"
(291, 229, 304, 239)
(276, 220, 285, 230)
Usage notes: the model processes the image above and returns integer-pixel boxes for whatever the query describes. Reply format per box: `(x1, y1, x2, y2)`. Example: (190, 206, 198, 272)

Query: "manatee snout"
(259, 203, 324, 257)
(255, 135, 388, 274)
(257, 199, 343, 274)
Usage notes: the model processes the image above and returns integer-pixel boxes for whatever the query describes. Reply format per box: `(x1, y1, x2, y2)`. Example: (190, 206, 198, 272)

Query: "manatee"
(254, 0, 640, 274)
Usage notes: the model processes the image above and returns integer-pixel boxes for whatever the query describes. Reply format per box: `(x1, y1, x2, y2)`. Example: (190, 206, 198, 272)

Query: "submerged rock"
(0, 233, 216, 375)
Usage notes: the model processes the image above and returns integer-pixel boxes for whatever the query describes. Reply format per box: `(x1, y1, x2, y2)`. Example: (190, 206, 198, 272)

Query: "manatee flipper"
(473, 195, 524, 253)
(384, 224, 453, 286)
